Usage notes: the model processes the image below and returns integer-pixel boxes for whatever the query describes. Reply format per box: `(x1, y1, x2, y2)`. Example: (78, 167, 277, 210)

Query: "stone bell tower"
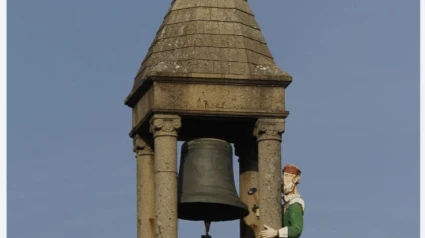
(125, 0, 292, 237)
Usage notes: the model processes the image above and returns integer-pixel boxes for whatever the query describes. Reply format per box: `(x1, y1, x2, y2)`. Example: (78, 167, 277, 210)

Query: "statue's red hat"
(282, 164, 301, 175)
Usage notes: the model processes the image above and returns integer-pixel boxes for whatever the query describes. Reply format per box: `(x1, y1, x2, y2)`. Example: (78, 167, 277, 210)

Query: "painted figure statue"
(259, 164, 305, 238)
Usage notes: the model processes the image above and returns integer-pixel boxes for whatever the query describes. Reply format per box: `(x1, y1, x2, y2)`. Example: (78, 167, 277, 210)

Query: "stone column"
(254, 119, 285, 232)
(235, 139, 259, 238)
(133, 135, 155, 238)
(149, 114, 181, 238)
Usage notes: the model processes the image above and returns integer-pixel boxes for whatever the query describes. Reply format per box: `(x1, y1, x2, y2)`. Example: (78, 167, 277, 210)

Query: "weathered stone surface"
(153, 83, 285, 114)
(133, 136, 155, 238)
(254, 119, 285, 233)
(126, 1, 291, 238)
(126, 0, 292, 104)
(131, 82, 286, 128)
(149, 115, 181, 238)
(132, 88, 153, 127)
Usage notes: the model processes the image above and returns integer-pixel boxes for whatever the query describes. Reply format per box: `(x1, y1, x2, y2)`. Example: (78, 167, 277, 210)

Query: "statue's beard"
(283, 181, 295, 195)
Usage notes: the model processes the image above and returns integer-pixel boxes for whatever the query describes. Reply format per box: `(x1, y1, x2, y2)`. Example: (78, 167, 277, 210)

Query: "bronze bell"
(177, 138, 249, 221)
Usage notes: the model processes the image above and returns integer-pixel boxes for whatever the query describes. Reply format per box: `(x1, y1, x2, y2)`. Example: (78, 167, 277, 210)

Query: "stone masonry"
(125, 0, 292, 237)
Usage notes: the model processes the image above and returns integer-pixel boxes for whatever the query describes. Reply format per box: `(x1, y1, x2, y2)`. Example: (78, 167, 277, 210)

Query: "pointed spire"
(126, 0, 292, 106)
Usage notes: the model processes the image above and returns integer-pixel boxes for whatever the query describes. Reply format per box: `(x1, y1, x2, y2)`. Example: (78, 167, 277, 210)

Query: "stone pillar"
(133, 135, 155, 238)
(254, 119, 285, 232)
(149, 114, 181, 238)
(235, 139, 259, 238)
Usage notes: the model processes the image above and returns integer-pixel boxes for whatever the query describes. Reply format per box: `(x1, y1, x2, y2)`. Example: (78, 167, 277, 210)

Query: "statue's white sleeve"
(278, 227, 288, 238)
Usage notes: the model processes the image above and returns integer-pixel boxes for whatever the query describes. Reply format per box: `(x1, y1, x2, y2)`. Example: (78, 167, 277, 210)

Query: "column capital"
(253, 118, 285, 142)
(133, 135, 154, 156)
(149, 114, 181, 138)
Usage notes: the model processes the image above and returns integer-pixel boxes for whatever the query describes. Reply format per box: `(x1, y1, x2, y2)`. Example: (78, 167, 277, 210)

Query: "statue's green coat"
(282, 202, 304, 238)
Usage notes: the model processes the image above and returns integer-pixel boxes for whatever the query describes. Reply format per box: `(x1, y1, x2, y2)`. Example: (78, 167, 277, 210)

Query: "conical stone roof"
(126, 0, 292, 105)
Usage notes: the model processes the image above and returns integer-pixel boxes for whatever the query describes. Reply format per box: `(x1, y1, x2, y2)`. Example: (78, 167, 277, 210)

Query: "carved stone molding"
(149, 114, 181, 138)
(253, 118, 285, 142)
(133, 135, 154, 156)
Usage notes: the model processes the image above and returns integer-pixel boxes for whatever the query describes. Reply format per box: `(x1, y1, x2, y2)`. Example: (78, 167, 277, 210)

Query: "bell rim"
(177, 202, 250, 221)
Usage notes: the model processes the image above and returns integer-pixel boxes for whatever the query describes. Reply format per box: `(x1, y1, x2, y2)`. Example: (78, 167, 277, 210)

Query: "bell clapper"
(201, 221, 212, 238)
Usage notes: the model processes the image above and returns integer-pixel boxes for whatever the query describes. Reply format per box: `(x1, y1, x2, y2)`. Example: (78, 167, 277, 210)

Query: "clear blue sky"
(7, 0, 419, 237)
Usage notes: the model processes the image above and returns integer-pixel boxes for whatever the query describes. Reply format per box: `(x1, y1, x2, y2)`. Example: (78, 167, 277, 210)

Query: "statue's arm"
(278, 203, 304, 238)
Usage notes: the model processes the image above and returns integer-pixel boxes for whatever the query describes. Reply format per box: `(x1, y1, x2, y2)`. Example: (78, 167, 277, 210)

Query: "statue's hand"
(259, 225, 278, 238)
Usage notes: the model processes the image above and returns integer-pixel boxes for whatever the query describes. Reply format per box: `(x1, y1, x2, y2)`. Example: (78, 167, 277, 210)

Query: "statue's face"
(282, 172, 298, 195)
